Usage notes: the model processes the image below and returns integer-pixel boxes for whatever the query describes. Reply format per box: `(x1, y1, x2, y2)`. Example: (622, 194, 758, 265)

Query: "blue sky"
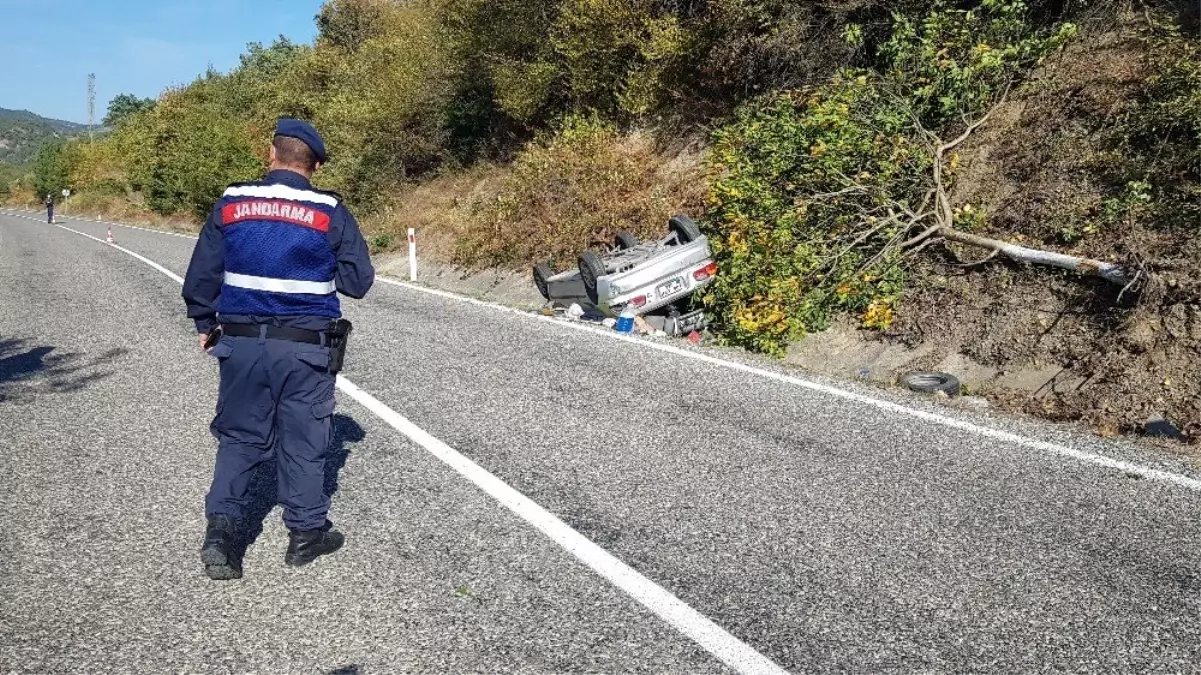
(0, 0, 327, 123)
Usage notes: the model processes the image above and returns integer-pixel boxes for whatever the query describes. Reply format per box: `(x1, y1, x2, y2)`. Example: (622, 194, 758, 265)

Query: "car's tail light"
(693, 262, 718, 281)
(630, 295, 648, 307)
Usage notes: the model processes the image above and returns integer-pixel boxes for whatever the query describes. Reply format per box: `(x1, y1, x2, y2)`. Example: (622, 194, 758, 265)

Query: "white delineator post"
(408, 228, 418, 281)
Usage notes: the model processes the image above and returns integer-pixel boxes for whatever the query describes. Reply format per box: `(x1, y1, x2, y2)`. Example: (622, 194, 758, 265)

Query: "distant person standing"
(45, 194, 54, 223)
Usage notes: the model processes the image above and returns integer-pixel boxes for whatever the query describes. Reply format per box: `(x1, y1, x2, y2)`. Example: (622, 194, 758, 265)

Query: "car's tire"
(578, 251, 606, 304)
(668, 215, 702, 244)
(615, 230, 639, 250)
(533, 263, 553, 300)
(899, 372, 961, 397)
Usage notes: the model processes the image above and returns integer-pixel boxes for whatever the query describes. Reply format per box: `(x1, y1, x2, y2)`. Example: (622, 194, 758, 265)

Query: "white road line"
(26, 217, 789, 675)
(13, 208, 1199, 493)
(338, 379, 786, 674)
(375, 283, 1201, 494)
(37, 221, 186, 284)
(0, 208, 199, 239)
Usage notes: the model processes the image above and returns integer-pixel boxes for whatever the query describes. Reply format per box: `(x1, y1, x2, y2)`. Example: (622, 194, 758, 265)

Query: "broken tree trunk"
(938, 227, 1129, 285)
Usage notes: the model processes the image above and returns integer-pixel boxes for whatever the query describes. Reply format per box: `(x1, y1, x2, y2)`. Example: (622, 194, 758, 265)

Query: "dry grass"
(60, 193, 200, 233)
(360, 163, 508, 262)
(444, 123, 707, 270)
(5, 190, 200, 233)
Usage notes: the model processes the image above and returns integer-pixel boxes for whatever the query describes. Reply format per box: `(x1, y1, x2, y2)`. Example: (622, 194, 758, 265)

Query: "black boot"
(285, 524, 344, 567)
(200, 514, 243, 581)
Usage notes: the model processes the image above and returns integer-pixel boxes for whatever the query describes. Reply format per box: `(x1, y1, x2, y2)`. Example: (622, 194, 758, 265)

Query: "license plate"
(656, 276, 685, 297)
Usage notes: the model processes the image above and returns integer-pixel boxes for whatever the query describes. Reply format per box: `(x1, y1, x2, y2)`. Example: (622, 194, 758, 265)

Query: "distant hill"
(0, 108, 89, 165)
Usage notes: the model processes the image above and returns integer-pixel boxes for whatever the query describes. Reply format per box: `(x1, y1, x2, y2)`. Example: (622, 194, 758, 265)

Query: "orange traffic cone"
(106, 227, 115, 244)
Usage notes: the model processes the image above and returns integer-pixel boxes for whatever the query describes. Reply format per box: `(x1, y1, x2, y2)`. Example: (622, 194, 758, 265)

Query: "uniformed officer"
(182, 119, 375, 581)
(45, 193, 54, 223)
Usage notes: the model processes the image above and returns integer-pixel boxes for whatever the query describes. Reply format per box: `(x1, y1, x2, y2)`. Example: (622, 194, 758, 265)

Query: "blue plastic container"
(615, 307, 637, 333)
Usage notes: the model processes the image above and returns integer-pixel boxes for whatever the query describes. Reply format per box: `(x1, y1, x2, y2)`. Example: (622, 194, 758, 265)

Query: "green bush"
(119, 83, 264, 219)
(703, 80, 919, 355)
(308, 1, 453, 208)
(0, 164, 30, 198)
(552, 0, 691, 117)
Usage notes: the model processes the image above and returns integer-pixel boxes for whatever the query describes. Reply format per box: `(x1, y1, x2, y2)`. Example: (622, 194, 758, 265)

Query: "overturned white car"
(533, 216, 716, 331)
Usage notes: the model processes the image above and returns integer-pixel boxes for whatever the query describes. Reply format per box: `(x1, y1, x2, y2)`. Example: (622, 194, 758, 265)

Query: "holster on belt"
(326, 319, 353, 374)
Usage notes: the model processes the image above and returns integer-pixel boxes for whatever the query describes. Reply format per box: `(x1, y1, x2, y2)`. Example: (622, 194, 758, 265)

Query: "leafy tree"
(239, 36, 303, 77)
(316, 0, 392, 51)
(442, 0, 563, 127)
(32, 139, 79, 200)
(121, 84, 263, 218)
(103, 94, 156, 127)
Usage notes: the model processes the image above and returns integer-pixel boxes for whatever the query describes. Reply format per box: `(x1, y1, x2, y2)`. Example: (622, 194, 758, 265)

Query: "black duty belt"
(220, 324, 324, 345)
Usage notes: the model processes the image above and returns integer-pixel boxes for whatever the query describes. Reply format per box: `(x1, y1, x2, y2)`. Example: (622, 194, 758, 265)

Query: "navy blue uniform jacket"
(182, 170, 375, 334)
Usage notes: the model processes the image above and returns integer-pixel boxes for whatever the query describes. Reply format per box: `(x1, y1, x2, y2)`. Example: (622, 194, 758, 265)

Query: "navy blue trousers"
(205, 332, 336, 532)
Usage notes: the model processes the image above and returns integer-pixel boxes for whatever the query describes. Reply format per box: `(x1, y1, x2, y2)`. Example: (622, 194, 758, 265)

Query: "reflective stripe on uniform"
(224, 272, 336, 295)
(223, 184, 339, 207)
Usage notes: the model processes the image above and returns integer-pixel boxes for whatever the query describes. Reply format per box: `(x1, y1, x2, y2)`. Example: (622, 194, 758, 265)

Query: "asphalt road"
(2, 208, 1200, 674)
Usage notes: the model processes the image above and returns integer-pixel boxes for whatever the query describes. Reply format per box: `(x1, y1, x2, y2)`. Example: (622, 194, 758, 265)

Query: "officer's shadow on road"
(0, 337, 125, 402)
(237, 413, 367, 550)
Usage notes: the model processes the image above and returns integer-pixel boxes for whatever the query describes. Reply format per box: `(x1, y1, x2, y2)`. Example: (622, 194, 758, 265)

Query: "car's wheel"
(615, 231, 639, 250)
(899, 372, 961, 397)
(578, 251, 606, 304)
(533, 263, 553, 300)
(668, 215, 702, 244)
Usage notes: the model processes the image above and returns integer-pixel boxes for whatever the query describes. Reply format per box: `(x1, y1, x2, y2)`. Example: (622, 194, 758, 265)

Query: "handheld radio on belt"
(325, 319, 353, 374)
(203, 328, 224, 351)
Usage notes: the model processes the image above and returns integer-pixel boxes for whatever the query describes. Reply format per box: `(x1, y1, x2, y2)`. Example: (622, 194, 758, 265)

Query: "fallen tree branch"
(800, 88, 1135, 292)
(936, 228, 1129, 285)
(901, 222, 942, 249)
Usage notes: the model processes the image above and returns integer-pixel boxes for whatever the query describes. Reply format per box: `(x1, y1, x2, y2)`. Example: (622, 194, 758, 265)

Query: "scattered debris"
(581, 308, 607, 323)
(1144, 415, 1184, 441)
(615, 307, 637, 334)
(566, 303, 585, 320)
(687, 331, 703, 345)
(899, 372, 962, 397)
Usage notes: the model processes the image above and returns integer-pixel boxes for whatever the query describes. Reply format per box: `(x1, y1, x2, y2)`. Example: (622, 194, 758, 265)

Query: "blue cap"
(275, 118, 328, 163)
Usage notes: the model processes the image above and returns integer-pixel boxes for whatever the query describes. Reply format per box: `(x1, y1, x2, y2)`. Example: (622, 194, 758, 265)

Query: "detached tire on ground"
(615, 231, 639, 250)
(899, 372, 962, 397)
(668, 216, 702, 244)
(533, 263, 553, 300)
(578, 251, 606, 304)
